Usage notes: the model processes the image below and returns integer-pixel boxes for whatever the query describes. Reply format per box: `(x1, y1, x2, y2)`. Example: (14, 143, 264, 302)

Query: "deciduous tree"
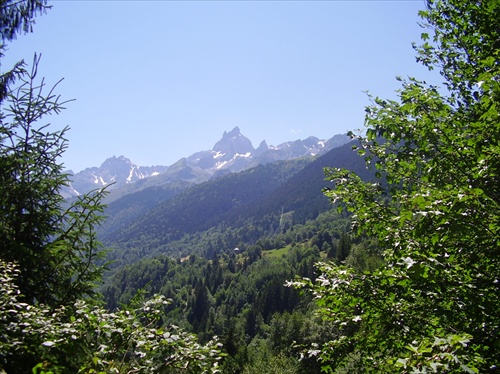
(0, 260, 223, 373)
(293, 0, 500, 372)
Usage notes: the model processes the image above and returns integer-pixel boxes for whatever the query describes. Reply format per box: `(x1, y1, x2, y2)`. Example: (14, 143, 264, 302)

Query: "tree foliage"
(100, 209, 361, 373)
(0, 260, 223, 374)
(0, 0, 48, 41)
(294, 0, 500, 372)
(1, 0, 106, 307)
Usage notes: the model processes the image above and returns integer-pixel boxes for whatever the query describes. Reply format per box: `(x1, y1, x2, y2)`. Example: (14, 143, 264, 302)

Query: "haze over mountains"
(62, 127, 350, 199)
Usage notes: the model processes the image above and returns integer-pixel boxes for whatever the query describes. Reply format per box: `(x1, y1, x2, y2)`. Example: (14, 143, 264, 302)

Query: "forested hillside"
(101, 157, 313, 247)
(100, 140, 371, 269)
(101, 208, 382, 373)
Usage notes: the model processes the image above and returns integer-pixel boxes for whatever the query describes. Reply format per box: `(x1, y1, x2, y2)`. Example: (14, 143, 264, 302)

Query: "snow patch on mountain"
(214, 151, 225, 159)
(216, 161, 228, 169)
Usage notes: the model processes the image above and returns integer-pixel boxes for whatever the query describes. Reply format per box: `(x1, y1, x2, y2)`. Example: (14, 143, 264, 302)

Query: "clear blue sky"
(3, 0, 434, 173)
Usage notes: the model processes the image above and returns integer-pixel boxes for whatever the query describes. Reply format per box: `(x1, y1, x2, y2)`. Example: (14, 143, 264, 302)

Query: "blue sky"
(3, 0, 434, 173)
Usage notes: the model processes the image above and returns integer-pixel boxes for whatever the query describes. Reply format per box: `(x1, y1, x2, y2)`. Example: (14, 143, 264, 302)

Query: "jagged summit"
(222, 126, 241, 138)
(212, 126, 254, 156)
(254, 140, 269, 158)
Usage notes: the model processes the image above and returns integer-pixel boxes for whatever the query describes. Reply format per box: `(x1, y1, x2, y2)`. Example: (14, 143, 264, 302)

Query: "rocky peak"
(212, 126, 254, 157)
(254, 140, 269, 157)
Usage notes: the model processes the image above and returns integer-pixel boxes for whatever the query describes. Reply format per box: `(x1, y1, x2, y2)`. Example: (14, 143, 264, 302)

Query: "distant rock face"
(212, 126, 255, 157)
(62, 127, 350, 198)
(254, 140, 269, 158)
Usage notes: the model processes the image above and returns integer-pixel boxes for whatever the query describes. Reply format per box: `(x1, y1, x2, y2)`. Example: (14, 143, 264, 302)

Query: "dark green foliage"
(242, 339, 301, 374)
(0, 4, 225, 372)
(335, 233, 351, 263)
(0, 260, 223, 374)
(188, 279, 210, 330)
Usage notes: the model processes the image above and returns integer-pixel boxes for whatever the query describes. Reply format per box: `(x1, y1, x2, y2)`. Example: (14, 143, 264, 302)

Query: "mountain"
(100, 139, 374, 263)
(62, 128, 350, 199)
(61, 156, 168, 199)
(99, 157, 312, 247)
(173, 126, 348, 176)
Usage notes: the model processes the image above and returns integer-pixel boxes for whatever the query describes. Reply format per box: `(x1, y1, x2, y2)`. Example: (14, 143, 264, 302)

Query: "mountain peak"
(213, 127, 254, 155)
(254, 140, 269, 157)
(100, 155, 132, 168)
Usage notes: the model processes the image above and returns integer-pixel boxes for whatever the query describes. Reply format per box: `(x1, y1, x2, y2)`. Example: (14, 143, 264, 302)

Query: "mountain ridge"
(62, 128, 350, 199)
